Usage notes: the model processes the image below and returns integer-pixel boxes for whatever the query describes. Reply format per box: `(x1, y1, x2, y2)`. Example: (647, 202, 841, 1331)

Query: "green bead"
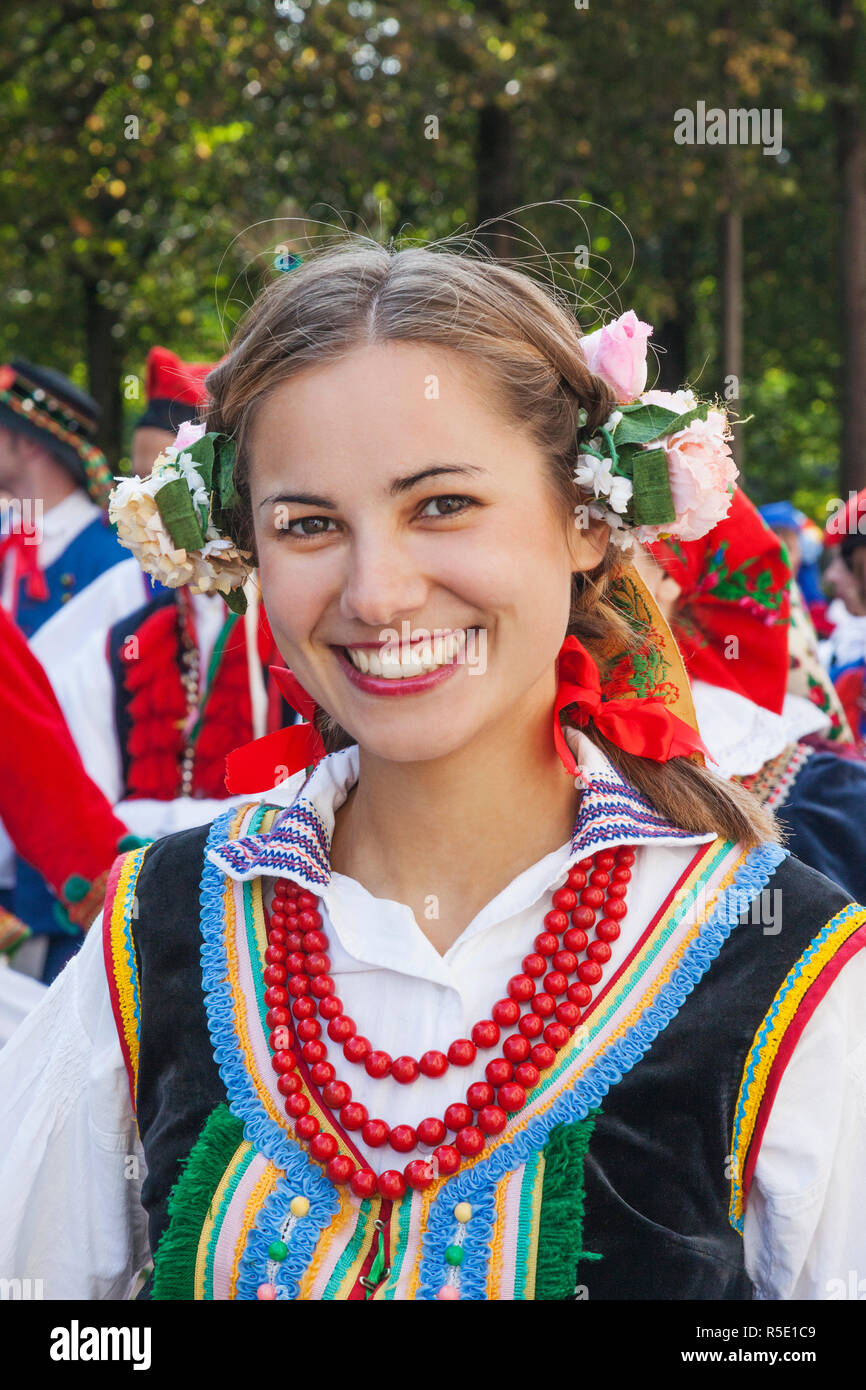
(444, 1244, 464, 1267)
(267, 1240, 288, 1262)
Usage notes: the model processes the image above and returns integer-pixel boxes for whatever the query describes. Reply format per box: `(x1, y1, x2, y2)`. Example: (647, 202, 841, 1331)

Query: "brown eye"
(282, 516, 337, 538)
(418, 495, 477, 518)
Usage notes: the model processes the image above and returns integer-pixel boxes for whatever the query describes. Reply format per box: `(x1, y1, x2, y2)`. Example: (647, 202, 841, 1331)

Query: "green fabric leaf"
(223, 584, 247, 615)
(155, 477, 207, 552)
(215, 437, 239, 510)
(185, 435, 214, 492)
(632, 447, 676, 526)
(613, 403, 681, 446)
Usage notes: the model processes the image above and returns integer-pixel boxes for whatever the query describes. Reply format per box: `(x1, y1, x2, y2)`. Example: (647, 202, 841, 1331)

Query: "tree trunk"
(652, 226, 695, 392)
(475, 101, 518, 259)
(721, 202, 744, 479)
(81, 275, 124, 464)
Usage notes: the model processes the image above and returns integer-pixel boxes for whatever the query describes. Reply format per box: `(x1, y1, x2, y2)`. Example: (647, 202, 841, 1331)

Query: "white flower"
(602, 409, 623, 432)
(607, 474, 634, 515)
(574, 454, 615, 498)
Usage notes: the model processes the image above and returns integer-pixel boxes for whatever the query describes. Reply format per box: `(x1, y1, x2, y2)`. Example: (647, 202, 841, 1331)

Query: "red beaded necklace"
(262, 846, 634, 1199)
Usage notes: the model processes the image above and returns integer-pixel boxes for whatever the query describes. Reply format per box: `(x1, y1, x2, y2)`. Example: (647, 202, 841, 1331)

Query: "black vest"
(128, 823, 852, 1300)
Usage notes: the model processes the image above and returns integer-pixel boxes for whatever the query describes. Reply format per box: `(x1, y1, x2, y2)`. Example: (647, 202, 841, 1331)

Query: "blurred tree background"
(1, 0, 864, 524)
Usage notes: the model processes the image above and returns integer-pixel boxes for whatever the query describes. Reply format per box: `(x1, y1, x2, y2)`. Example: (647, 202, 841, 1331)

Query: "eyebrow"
(259, 463, 487, 512)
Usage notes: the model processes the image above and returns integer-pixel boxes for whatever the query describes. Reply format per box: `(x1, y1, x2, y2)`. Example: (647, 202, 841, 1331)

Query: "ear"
(567, 511, 609, 573)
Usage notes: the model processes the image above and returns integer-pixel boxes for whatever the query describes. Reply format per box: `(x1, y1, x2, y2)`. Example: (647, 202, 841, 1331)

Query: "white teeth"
(344, 629, 475, 679)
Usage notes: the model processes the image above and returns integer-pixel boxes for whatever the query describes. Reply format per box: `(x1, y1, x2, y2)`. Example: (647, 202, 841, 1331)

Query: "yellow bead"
(453, 1202, 473, 1224)
(290, 1195, 310, 1218)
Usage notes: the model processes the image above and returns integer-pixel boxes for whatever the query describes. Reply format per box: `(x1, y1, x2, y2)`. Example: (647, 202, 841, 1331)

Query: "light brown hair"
(207, 237, 776, 847)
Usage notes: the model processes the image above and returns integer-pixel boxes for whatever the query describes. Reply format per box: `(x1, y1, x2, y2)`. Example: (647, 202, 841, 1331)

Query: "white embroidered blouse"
(0, 730, 864, 1300)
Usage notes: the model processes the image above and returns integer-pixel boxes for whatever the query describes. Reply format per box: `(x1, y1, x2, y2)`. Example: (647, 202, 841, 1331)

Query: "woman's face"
(825, 549, 866, 616)
(247, 342, 606, 764)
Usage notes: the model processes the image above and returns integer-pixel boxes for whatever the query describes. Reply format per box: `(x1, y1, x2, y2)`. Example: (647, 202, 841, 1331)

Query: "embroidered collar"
(207, 726, 712, 887)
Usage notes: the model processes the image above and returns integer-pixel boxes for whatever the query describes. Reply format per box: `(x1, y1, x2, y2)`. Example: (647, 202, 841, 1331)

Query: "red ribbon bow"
(553, 635, 709, 775)
(0, 529, 49, 605)
(224, 665, 326, 793)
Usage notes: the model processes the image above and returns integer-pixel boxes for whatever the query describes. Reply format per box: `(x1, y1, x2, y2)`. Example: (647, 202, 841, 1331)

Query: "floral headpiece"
(108, 419, 252, 612)
(574, 311, 738, 549)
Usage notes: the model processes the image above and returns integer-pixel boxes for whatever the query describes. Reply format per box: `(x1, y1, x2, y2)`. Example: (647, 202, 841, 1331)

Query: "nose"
(339, 528, 431, 630)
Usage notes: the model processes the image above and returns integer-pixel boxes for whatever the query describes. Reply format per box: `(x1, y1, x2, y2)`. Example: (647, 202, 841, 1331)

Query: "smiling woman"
(1, 236, 865, 1304)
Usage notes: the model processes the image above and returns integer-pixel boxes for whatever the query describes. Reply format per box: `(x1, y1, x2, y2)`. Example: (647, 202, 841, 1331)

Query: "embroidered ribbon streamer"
(223, 664, 325, 792)
(553, 635, 710, 774)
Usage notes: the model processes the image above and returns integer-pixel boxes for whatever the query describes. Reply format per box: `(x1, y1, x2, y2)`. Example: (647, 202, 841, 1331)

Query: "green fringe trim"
(151, 1103, 245, 1301)
(534, 1108, 603, 1300)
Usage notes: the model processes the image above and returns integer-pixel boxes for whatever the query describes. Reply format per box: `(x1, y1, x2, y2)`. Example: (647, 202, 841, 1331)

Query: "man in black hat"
(0, 360, 126, 638)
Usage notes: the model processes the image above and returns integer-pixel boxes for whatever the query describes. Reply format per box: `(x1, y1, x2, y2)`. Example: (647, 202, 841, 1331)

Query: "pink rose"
(639, 409, 739, 544)
(578, 310, 653, 404)
(173, 419, 207, 452)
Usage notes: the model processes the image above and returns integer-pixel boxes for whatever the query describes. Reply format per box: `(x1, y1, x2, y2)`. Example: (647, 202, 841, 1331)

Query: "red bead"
(530, 992, 556, 1018)
(361, 1118, 390, 1147)
(567, 867, 587, 889)
(301, 1039, 326, 1064)
(466, 1081, 494, 1110)
(286, 932, 303, 950)
(340, 1101, 368, 1130)
(534, 932, 559, 956)
(304, 952, 331, 976)
(616, 849, 635, 866)
(310, 975, 335, 997)
(310, 1061, 336, 1087)
(507, 975, 536, 1003)
(322, 1079, 351, 1109)
(389, 1124, 417, 1154)
(563, 926, 588, 953)
(292, 996, 315, 1019)
(567, 981, 593, 1007)
(514, 1062, 540, 1089)
(553, 949, 578, 974)
(391, 1055, 420, 1085)
(365, 1050, 392, 1079)
(477, 1105, 507, 1136)
(485, 1057, 513, 1086)
(588, 939, 611, 963)
(432, 1144, 461, 1175)
(492, 998, 520, 1027)
(277, 1072, 301, 1096)
(377, 1170, 406, 1199)
(455, 1126, 485, 1156)
(319, 995, 342, 1019)
(521, 953, 547, 979)
(579, 887, 605, 910)
(543, 909, 569, 933)
(444, 1103, 473, 1131)
(310, 1132, 338, 1163)
(571, 905, 596, 929)
(471, 1020, 500, 1050)
(595, 918, 621, 942)
(502, 1034, 531, 1063)
(344, 1035, 371, 1063)
(544, 971, 568, 996)
(577, 960, 603, 985)
(552, 886, 578, 911)
(296, 891, 317, 911)
(266, 1006, 291, 1028)
(604, 897, 628, 920)
(606, 882, 628, 901)
(530, 1043, 556, 1070)
(295, 1114, 319, 1141)
(273, 881, 288, 898)
(285, 1092, 309, 1117)
(404, 1159, 436, 1190)
(447, 1038, 477, 1067)
(350, 1168, 378, 1199)
(518, 1012, 544, 1039)
(596, 851, 616, 870)
(272, 1050, 297, 1074)
(269, 1024, 293, 1051)
(326, 1153, 355, 1185)
(285, 953, 305, 973)
(327, 1015, 356, 1042)
(287, 975, 309, 997)
(302, 930, 328, 952)
(589, 869, 609, 888)
(578, 857, 594, 870)
(265, 945, 286, 965)
(612, 867, 631, 883)
(298, 911, 322, 932)
(543, 1022, 570, 1049)
(296, 1017, 321, 1042)
(556, 1001, 582, 1027)
(264, 986, 288, 1007)
(497, 1083, 526, 1112)
(416, 1116, 447, 1147)
(268, 925, 287, 945)
(419, 1050, 449, 1078)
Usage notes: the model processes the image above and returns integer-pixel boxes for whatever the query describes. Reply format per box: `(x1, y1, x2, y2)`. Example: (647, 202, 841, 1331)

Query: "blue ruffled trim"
(199, 807, 339, 1300)
(416, 839, 788, 1300)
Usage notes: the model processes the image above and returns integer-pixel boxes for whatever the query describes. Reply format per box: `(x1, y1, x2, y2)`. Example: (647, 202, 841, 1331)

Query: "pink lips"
(333, 644, 463, 697)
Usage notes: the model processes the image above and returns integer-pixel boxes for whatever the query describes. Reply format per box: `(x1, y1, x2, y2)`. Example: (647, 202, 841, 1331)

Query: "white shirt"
(0, 730, 864, 1300)
(1, 490, 101, 615)
(692, 680, 829, 779)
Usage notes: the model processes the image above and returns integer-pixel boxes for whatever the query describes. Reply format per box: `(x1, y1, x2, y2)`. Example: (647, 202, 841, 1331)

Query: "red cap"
(824, 489, 866, 547)
(145, 345, 212, 407)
